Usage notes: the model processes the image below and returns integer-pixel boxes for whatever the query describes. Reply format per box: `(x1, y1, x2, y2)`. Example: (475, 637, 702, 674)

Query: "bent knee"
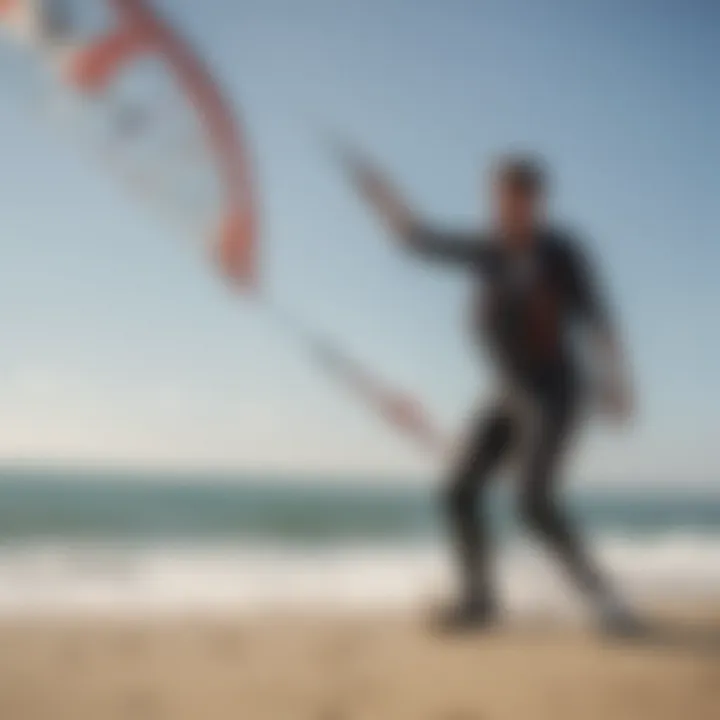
(517, 491, 555, 534)
(442, 479, 476, 520)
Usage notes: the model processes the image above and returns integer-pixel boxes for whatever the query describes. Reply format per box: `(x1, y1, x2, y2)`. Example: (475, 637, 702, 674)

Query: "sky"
(0, 0, 718, 483)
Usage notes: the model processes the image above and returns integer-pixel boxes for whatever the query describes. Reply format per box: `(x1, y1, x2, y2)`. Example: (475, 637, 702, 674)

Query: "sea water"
(0, 467, 717, 617)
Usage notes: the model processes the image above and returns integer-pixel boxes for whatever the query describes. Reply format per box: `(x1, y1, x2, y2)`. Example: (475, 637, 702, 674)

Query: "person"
(339, 148, 639, 634)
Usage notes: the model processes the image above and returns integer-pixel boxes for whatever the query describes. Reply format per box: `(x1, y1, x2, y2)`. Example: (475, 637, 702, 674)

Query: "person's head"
(490, 155, 548, 246)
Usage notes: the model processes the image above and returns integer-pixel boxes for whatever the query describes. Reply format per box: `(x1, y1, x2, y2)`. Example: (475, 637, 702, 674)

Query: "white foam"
(0, 535, 717, 618)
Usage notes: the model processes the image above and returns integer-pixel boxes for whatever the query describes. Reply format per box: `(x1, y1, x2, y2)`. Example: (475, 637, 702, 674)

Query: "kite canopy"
(1, 1, 445, 455)
(0, 0, 258, 288)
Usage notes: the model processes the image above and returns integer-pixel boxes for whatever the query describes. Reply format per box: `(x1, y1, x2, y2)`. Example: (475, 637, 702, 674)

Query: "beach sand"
(0, 608, 717, 720)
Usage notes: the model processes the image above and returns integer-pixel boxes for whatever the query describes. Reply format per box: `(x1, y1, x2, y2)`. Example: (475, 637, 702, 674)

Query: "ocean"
(0, 467, 718, 617)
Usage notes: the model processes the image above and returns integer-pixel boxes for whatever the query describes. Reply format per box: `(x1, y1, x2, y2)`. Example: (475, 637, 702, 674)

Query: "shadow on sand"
(606, 619, 720, 658)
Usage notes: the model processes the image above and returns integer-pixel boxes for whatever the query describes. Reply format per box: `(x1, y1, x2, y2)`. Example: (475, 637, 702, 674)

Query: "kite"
(0, 0, 446, 455)
(0, 0, 256, 285)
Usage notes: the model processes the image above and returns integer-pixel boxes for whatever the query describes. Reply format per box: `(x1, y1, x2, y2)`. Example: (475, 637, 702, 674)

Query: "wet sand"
(0, 608, 718, 720)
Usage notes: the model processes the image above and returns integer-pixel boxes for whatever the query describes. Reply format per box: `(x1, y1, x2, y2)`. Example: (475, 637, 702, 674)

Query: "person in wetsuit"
(341, 150, 638, 632)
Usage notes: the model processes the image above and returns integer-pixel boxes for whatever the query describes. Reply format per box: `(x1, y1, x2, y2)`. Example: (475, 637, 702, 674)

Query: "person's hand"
(350, 160, 394, 211)
(592, 332, 634, 424)
(601, 378, 634, 423)
(331, 139, 415, 239)
(331, 140, 381, 199)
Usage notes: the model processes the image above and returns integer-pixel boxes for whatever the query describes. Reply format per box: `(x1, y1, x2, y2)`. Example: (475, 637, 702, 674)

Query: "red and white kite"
(1, 0, 445, 456)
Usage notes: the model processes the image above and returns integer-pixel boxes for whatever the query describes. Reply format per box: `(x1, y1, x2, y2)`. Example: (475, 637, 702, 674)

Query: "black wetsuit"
(408, 224, 613, 613)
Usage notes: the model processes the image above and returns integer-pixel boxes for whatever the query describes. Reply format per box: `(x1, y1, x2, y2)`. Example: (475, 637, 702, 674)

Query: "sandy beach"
(0, 608, 717, 720)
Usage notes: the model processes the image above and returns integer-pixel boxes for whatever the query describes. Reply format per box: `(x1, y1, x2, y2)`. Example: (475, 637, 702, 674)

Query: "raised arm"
(337, 143, 494, 268)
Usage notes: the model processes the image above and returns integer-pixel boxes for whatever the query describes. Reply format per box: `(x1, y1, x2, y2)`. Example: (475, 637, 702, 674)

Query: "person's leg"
(516, 394, 643, 634)
(516, 384, 611, 603)
(442, 405, 515, 620)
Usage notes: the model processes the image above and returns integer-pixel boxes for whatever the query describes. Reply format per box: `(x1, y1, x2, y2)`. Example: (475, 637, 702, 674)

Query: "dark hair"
(494, 155, 548, 196)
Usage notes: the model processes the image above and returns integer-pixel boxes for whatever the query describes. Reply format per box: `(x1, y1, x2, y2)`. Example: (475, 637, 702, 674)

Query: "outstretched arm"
(338, 144, 493, 267)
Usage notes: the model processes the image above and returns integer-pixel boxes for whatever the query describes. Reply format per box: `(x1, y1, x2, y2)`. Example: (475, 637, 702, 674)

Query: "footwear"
(431, 599, 499, 634)
(598, 601, 648, 639)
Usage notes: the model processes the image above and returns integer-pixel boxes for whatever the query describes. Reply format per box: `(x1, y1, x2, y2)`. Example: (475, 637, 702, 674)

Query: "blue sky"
(0, 0, 718, 483)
